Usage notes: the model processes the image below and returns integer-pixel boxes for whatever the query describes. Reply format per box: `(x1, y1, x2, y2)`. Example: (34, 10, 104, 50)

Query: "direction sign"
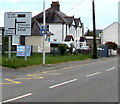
(40, 25, 46, 35)
(4, 12, 32, 36)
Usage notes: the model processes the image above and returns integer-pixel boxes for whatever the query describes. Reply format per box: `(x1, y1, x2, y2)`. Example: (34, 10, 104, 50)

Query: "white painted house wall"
(63, 24, 67, 40)
(49, 23, 63, 42)
(102, 22, 118, 44)
(75, 27, 82, 49)
(49, 22, 83, 49)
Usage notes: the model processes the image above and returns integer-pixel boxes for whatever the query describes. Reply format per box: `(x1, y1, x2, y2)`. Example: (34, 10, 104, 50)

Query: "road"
(1, 57, 118, 103)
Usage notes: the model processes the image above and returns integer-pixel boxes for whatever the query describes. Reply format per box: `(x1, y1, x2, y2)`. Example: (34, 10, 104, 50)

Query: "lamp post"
(92, 0, 97, 59)
(43, 0, 46, 65)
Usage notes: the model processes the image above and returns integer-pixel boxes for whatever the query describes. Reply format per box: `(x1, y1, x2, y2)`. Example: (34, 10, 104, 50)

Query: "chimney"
(51, 1, 60, 11)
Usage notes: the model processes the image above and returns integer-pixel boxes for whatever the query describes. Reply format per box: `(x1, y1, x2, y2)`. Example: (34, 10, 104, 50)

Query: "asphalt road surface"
(1, 57, 118, 103)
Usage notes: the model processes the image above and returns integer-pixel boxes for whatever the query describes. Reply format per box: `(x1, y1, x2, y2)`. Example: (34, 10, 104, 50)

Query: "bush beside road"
(1, 53, 92, 69)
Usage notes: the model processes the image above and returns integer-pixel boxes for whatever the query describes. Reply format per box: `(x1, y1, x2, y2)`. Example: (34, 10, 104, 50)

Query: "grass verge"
(2, 53, 92, 69)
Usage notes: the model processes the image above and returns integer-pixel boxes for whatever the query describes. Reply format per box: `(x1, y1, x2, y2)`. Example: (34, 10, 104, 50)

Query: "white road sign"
(4, 12, 32, 36)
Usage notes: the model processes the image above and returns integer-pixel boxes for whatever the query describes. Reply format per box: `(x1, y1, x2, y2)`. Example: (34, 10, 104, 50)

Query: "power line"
(79, 0, 91, 16)
(66, 0, 87, 13)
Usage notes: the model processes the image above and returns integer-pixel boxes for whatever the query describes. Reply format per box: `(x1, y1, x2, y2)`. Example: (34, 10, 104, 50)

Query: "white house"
(102, 22, 120, 56)
(102, 22, 119, 45)
(28, 1, 83, 52)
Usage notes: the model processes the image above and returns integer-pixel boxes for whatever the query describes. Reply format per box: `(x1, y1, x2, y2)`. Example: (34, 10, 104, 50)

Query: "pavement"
(2, 56, 118, 78)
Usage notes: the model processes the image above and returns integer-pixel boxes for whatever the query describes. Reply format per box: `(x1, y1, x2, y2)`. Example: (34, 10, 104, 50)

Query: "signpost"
(4, 12, 31, 36)
(4, 12, 32, 59)
(43, 0, 46, 65)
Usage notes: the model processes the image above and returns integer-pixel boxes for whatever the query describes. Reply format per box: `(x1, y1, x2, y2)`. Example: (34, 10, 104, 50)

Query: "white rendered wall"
(49, 23, 63, 42)
(103, 22, 118, 44)
(26, 36, 50, 53)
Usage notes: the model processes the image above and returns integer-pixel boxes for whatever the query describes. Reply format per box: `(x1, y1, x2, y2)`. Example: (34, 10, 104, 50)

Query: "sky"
(0, 0, 119, 32)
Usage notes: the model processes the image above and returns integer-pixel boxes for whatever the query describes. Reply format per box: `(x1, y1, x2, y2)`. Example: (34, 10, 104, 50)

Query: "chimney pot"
(51, 1, 60, 11)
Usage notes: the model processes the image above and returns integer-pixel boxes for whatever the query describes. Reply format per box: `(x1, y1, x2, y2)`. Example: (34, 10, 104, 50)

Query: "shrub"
(58, 44, 67, 55)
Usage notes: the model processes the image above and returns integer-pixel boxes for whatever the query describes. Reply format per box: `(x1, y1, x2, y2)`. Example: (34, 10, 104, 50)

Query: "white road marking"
(105, 67, 115, 71)
(86, 72, 101, 77)
(49, 79, 77, 89)
(1, 93, 32, 103)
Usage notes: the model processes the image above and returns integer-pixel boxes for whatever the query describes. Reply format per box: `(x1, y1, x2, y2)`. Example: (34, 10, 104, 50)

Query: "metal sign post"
(8, 36, 11, 58)
(25, 37, 27, 60)
(43, 0, 46, 65)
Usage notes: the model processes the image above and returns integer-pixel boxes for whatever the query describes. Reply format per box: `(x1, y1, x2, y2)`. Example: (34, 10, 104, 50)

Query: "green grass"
(2, 53, 92, 69)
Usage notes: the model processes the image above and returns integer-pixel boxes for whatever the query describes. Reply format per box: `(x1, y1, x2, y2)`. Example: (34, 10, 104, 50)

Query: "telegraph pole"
(43, 0, 46, 65)
(92, 0, 97, 59)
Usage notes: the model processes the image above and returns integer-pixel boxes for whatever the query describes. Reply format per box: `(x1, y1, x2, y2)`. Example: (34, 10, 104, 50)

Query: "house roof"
(74, 18, 81, 27)
(85, 29, 103, 36)
(103, 22, 120, 31)
(85, 30, 93, 36)
(33, 8, 67, 23)
(96, 29, 103, 35)
(64, 35, 74, 41)
(64, 16, 74, 25)
(32, 2, 81, 27)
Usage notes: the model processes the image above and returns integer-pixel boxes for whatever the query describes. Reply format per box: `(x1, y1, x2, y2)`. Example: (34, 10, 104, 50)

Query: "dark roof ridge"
(33, 7, 67, 23)
(50, 7, 66, 23)
(103, 22, 119, 31)
(32, 7, 52, 19)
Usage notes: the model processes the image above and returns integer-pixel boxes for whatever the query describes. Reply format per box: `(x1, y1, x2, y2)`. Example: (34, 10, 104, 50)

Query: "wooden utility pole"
(92, 0, 97, 59)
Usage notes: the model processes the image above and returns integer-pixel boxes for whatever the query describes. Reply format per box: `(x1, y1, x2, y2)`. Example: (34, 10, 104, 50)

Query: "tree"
(2, 36, 8, 55)
(105, 41, 117, 50)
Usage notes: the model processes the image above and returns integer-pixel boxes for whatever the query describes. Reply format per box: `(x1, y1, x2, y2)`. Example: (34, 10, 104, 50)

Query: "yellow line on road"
(62, 67, 72, 70)
(30, 73, 42, 76)
(41, 70, 56, 73)
(4, 79, 21, 84)
(26, 75, 44, 79)
(32, 71, 62, 76)
(16, 77, 37, 80)
(0, 83, 14, 85)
